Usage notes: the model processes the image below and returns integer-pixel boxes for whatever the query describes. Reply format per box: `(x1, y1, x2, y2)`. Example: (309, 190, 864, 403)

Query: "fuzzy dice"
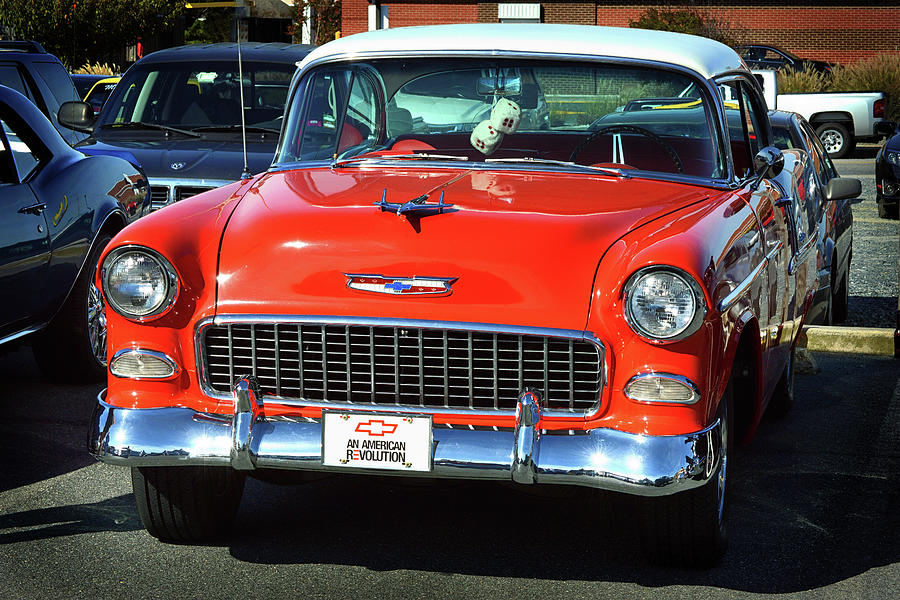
(491, 98, 521, 134)
(470, 120, 503, 155)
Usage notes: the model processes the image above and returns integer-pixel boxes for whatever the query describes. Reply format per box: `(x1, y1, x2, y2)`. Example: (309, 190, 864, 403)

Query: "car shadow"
(0, 495, 141, 544)
(225, 353, 899, 593)
(0, 346, 102, 493)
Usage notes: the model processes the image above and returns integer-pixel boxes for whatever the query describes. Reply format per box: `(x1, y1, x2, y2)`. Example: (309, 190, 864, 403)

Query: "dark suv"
(0, 40, 88, 144)
(59, 42, 313, 210)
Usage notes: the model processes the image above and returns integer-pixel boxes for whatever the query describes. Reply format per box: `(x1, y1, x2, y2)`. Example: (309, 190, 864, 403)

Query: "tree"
(0, 0, 185, 68)
(289, 0, 341, 46)
(629, 6, 734, 47)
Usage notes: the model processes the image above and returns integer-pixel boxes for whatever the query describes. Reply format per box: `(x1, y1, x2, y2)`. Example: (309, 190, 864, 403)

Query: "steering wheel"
(569, 124, 684, 174)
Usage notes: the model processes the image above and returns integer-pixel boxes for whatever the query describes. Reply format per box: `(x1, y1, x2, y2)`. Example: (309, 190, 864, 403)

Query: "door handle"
(18, 202, 46, 215)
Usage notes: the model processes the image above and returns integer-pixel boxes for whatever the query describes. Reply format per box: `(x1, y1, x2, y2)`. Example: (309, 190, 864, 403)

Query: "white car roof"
(298, 24, 745, 80)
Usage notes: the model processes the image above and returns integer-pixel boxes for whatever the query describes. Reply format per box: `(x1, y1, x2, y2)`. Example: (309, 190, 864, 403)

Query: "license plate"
(322, 412, 433, 472)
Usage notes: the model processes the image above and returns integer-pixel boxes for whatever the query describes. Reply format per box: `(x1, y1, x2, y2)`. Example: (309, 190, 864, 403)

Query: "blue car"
(875, 125, 900, 219)
(58, 42, 313, 211)
(0, 84, 149, 381)
(769, 109, 858, 324)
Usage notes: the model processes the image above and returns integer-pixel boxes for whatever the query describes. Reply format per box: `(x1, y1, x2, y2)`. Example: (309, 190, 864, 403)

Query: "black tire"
(132, 466, 246, 543)
(636, 378, 732, 567)
(767, 345, 795, 419)
(877, 194, 899, 220)
(815, 122, 854, 159)
(831, 265, 849, 324)
(32, 233, 112, 383)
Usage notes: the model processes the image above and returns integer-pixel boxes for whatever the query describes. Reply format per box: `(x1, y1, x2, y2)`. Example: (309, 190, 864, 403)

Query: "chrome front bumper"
(89, 383, 722, 497)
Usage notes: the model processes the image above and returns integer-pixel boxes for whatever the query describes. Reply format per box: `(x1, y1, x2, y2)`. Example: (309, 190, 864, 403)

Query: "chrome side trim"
(194, 315, 608, 419)
(90, 391, 722, 497)
(717, 241, 783, 313)
(789, 228, 818, 275)
(0, 324, 45, 347)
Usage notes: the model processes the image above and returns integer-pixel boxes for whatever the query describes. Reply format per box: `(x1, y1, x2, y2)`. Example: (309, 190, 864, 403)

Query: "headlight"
(624, 267, 706, 341)
(102, 246, 178, 320)
(887, 151, 900, 166)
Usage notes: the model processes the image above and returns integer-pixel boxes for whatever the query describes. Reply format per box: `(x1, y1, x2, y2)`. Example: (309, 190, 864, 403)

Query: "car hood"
(77, 136, 277, 182)
(215, 167, 711, 331)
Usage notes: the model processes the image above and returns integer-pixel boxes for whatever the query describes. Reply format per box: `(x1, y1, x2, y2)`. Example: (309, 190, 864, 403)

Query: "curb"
(799, 325, 897, 357)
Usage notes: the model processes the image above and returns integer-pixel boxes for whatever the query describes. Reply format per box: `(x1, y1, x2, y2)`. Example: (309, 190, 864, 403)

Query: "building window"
(498, 3, 541, 23)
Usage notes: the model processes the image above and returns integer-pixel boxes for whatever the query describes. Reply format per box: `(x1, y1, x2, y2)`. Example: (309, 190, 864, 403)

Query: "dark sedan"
(59, 42, 313, 211)
(769, 109, 858, 324)
(0, 84, 148, 381)
(738, 44, 834, 74)
(875, 126, 900, 219)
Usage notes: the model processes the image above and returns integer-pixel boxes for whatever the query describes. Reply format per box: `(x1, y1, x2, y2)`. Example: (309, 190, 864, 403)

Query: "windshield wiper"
(101, 121, 201, 138)
(484, 157, 630, 178)
(332, 153, 468, 168)
(191, 125, 280, 134)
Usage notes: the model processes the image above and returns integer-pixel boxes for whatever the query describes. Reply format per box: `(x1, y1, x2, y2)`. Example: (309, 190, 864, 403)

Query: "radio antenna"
(237, 31, 251, 180)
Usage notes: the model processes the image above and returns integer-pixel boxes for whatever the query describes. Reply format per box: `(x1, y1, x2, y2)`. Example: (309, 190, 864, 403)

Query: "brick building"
(341, 1, 900, 65)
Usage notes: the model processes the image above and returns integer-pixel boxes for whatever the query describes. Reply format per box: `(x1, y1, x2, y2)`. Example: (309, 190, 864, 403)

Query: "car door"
(0, 112, 52, 340)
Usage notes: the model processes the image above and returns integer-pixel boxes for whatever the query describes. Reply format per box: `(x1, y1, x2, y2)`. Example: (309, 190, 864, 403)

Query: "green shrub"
(829, 54, 900, 123)
(776, 66, 830, 94)
(629, 7, 735, 47)
(72, 62, 120, 76)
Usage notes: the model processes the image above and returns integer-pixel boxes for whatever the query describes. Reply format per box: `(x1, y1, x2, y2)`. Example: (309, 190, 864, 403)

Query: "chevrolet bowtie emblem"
(344, 274, 457, 296)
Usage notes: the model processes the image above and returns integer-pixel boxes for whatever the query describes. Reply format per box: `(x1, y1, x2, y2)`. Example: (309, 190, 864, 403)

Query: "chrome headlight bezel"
(101, 245, 179, 321)
(623, 266, 707, 342)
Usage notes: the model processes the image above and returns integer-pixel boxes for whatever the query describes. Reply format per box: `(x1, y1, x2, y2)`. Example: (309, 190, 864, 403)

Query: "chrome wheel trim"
(716, 397, 728, 526)
(88, 282, 107, 366)
(820, 129, 844, 154)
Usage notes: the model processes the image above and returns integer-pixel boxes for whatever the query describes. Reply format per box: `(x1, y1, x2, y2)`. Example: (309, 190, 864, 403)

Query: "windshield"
(96, 61, 295, 132)
(277, 59, 724, 178)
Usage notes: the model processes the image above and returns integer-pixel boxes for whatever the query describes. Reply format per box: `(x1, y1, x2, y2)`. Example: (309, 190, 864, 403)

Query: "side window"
(721, 80, 767, 179)
(799, 120, 837, 184)
(297, 69, 351, 160)
(791, 155, 819, 249)
(32, 61, 80, 107)
(339, 72, 380, 156)
(0, 118, 41, 180)
(0, 64, 33, 101)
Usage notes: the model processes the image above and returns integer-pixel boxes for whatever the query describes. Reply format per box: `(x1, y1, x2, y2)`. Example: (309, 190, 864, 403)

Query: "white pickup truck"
(752, 70, 893, 158)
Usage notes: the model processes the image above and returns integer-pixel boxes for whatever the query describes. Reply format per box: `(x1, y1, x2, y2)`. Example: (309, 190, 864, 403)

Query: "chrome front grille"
(200, 320, 604, 413)
(149, 186, 170, 210)
(149, 183, 218, 210)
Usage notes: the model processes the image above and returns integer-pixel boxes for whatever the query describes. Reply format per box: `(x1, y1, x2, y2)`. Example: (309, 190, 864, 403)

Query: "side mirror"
(753, 146, 785, 178)
(58, 101, 95, 133)
(825, 177, 862, 202)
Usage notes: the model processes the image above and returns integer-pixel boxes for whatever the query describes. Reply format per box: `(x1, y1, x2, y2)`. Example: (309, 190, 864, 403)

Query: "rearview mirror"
(476, 69, 522, 96)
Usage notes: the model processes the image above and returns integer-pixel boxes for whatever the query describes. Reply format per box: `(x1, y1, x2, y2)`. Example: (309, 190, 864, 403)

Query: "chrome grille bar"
(199, 318, 604, 413)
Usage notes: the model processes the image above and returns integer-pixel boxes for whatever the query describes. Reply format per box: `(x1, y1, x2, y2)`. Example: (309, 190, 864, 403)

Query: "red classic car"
(88, 24, 860, 565)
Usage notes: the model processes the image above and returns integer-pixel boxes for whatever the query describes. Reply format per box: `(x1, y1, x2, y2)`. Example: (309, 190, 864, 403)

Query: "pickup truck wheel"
(32, 233, 112, 382)
(636, 378, 732, 567)
(816, 122, 854, 159)
(132, 466, 246, 543)
(767, 346, 795, 418)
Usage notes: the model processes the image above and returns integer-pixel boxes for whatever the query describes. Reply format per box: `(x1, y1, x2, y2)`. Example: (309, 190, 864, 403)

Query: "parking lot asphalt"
(0, 152, 897, 599)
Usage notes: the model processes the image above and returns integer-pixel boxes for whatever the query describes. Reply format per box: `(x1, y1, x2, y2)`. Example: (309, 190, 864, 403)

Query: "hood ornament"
(170, 161, 187, 170)
(374, 189, 454, 218)
(345, 274, 457, 296)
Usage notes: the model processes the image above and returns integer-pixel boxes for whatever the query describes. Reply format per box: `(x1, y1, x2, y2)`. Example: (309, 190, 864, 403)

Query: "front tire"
(637, 379, 732, 567)
(33, 233, 112, 382)
(132, 466, 246, 543)
(831, 265, 849, 324)
(816, 122, 854, 159)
